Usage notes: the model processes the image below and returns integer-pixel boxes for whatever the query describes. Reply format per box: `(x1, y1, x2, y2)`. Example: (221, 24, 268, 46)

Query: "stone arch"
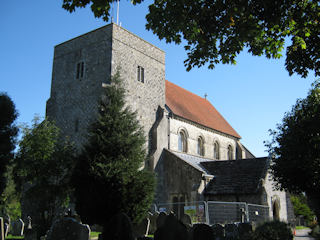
(213, 139, 220, 160)
(272, 195, 281, 220)
(227, 144, 233, 160)
(197, 135, 205, 156)
(177, 127, 188, 153)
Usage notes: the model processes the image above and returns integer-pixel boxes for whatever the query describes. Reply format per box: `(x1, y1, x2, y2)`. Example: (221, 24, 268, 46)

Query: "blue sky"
(1, 1, 315, 157)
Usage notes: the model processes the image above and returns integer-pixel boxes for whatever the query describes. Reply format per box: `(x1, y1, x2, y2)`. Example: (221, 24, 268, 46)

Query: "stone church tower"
(46, 23, 167, 168)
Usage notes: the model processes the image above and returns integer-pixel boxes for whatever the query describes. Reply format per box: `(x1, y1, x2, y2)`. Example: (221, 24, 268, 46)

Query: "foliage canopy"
(266, 80, 320, 220)
(72, 71, 155, 230)
(62, 0, 320, 77)
(0, 93, 18, 195)
(14, 117, 75, 237)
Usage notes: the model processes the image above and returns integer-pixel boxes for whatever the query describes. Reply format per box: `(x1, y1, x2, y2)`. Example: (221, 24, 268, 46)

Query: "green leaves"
(73, 70, 155, 225)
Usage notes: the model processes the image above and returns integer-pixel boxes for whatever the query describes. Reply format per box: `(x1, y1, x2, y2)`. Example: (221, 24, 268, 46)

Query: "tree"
(72, 71, 155, 239)
(290, 194, 315, 225)
(62, 0, 320, 78)
(14, 117, 75, 238)
(0, 93, 18, 195)
(266, 80, 320, 221)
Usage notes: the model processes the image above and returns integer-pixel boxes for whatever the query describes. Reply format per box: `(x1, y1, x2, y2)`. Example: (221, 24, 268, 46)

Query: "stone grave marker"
(190, 223, 214, 240)
(133, 217, 150, 238)
(225, 223, 239, 240)
(154, 213, 188, 240)
(11, 219, 24, 236)
(211, 223, 224, 240)
(4, 215, 10, 236)
(180, 213, 192, 227)
(4, 223, 9, 238)
(46, 217, 90, 240)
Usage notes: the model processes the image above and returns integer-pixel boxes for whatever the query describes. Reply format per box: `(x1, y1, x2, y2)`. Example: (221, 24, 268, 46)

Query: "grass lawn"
(90, 231, 101, 239)
(5, 235, 24, 240)
(296, 226, 309, 230)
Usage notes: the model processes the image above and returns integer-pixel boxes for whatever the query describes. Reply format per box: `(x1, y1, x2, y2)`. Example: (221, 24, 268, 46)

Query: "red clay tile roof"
(165, 80, 241, 139)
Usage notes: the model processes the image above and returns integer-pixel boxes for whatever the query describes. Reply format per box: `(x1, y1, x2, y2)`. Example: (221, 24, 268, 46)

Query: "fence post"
(245, 203, 250, 222)
(204, 201, 210, 225)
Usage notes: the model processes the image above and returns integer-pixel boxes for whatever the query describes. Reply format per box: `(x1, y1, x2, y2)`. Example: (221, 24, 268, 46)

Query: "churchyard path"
(294, 228, 315, 240)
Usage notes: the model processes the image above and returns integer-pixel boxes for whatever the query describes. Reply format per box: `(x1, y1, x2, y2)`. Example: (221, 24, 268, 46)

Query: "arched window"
(197, 137, 205, 156)
(178, 130, 187, 152)
(213, 141, 220, 160)
(228, 145, 233, 160)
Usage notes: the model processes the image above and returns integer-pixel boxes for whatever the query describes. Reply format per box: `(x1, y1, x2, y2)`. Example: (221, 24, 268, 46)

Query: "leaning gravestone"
(4, 215, 10, 236)
(211, 223, 224, 240)
(180, 213, 192, 227)
(1, 217, 4, 240)
(4, 223, 9, 238)
(46, 217, 90, 240)
(224, 223, 239, 240)
(133, 217, 150, 238)
(190, 223, 214, 240)
(154, 213, 188, 240)
(11, 219, 24, 236)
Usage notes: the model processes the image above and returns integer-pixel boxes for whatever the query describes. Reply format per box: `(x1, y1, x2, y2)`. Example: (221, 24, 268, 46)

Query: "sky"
(1, 1, 316, 157)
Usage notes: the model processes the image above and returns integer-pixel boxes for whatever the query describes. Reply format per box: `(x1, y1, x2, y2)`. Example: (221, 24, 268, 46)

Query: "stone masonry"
(46, 24, 166, 168)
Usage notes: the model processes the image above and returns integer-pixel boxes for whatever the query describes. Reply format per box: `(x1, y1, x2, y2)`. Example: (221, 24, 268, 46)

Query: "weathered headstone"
(154, 213, 188, 240)
(11, 219, 24, 236)
(0, 217, 4, 240)
(156, 212, 167, 229)
(211, 223, 224, 240)
(225, 223, 239, 240)
(148, 212, 158, 234)
(180, 213, 192, 227)
(190, 223, 214, 240)
(46, 217, 90, 240)
(238, 223, 253, 240)
(133, 217, 150, 238)
(4, 215, 10, 236)
(102, 212, 134, 240)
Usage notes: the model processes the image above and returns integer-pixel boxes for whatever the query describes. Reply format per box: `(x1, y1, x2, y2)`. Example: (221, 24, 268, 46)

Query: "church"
(46, 23, 293, 223)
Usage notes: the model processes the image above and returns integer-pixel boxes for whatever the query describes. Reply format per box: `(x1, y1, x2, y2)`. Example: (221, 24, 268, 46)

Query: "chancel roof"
(201, 158, 269, 195)
(165, 80, 241, 139)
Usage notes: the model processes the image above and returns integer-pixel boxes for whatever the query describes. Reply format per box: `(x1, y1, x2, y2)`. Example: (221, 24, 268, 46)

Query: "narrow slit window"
(137, 66, 144, 83)
(76, 61, 85, 79)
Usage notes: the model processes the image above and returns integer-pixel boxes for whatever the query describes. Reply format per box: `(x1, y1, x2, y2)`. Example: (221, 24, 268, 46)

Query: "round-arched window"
(228, 145, 233, 160)
(178, 130, 187, 153)
(197, 137, 205, 156)
(213, 141, 220, 160)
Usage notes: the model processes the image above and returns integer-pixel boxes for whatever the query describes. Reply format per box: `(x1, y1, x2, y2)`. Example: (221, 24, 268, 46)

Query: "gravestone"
(1, 217, 4, 240)
(190, 223, 214, 240)
(102, 212, 134, 240)
(156, 212, 167, 229)
(133, 217, 150, 238)
(225, 223, 239, 240)
(24, 216, 36, 240)
(180, 213, 192, 227)
(11, 219, 24, 236)
(211, 223, 224, 240)
(154, 213, 188, 240)
(238, 223, 253, 240)
(46, 217, 90, 240)
(148, 212, 158, 234)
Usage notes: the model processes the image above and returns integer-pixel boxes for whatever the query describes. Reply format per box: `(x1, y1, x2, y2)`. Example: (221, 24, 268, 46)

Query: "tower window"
(75, 119, 79, 132)
(137, 66, 144, 83)
(76, 61, 85, 79)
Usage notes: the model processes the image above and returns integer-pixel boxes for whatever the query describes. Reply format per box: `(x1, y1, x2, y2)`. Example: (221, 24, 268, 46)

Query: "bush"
(251, 220, 293, 240)
(310, 225, 320, 240)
